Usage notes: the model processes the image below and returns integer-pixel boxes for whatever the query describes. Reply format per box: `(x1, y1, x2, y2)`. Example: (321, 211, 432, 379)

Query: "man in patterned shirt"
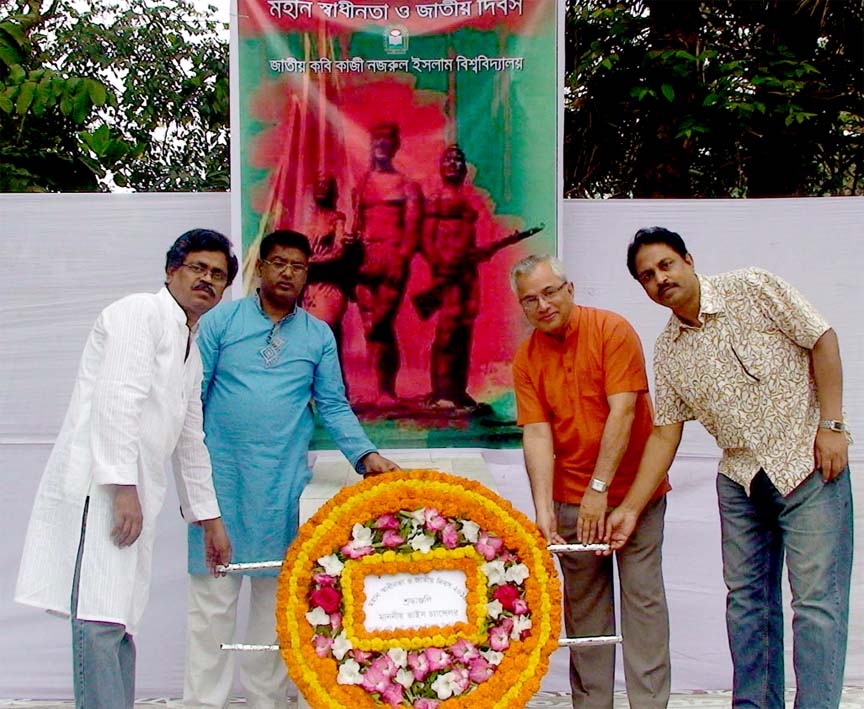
(606, 226, 853, 709)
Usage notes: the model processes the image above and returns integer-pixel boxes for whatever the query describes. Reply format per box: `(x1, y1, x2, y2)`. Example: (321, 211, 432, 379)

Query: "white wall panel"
(0, 194, 861, 698)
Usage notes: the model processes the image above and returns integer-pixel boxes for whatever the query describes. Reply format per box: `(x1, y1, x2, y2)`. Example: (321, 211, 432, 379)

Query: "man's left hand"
(814, 429, 849, 482)
(577, 488, 608, 544)
(360, 452, 400, 477)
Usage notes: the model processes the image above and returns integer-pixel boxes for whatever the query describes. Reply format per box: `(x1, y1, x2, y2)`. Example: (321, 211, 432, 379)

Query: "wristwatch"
(589, 477, 609, 493)
(819, 419, 849, 433)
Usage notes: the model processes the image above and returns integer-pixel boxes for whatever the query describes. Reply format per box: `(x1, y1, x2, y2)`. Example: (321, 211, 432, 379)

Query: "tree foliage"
(564, 0, 864, 197)
(0, 0, 229, 192)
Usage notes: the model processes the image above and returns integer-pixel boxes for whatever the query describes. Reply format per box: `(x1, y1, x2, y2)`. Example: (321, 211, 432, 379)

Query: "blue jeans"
(717, 468, 853, 709)
(71, 499, 136, 709)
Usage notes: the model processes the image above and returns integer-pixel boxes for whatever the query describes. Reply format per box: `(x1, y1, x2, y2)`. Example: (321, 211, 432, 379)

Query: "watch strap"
(819, 419, 848, 433)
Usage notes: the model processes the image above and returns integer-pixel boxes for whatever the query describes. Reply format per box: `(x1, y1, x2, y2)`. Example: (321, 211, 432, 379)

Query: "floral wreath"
(276, 469, 561, 708)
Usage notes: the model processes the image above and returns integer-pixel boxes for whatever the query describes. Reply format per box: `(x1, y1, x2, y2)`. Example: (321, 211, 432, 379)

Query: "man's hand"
(577, 489, 608, 544)
(359, 452, 401, 477)
(599, 507, 639, 556)
(536, 506, 566, 546)
(111, 485, 143, 548)
(201, 518, 232, 576)
(815, 428, 849, 482)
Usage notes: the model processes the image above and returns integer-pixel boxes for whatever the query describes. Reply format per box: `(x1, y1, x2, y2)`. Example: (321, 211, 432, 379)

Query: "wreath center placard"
(277, 469, 561, 708)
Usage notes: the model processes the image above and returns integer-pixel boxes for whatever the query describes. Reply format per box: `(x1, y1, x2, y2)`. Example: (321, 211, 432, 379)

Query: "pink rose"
(489, 626, 510, 651)
(360, 665, 391, 693)
(468, 656, 493, 683)
(441, 522, 459, 549)
(424, 647, 452, 672)
(408, 650, 430, 681)
(499, 616, 515, 635)
(312, 634, 333, 658)
(424, 508, 447, 531)
(382, 529, 405, 548)
(475, 532, 503, 561)
(369, 654, 398, 678)
(492, 584, 521, 612)
(381, 682, 405, 707)
(413, 699, 440, 709)
(512, 598, 529, 615)
(352, 649, 373, 664)
(313, 572, 337, 587)
(451, 666, 470, 693)
(449, 638, 479, 663)
(340, 543, 373, 559)
(375, 513, 400, 530)
(329, 611, 343, 630)
(310, 587, 341, 614)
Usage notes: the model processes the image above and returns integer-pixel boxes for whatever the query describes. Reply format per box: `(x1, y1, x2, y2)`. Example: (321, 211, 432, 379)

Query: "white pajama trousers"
(183, 574, 291, 709)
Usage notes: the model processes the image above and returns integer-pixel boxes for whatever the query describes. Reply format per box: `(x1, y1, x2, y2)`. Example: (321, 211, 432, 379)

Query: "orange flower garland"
(276, 469, 561, 708)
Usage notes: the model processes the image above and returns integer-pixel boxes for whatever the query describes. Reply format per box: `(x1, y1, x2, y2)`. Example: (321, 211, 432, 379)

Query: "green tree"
(564, 0, 864, 198)
(0, 0, 229, 192)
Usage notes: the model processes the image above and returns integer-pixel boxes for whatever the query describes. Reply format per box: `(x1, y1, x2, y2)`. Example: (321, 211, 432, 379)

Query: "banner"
(233, 0, 558, 447)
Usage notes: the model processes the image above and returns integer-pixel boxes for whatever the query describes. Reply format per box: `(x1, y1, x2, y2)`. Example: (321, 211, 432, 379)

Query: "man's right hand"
(111, 485, 143, 548)
(600, 507, 639, 556)
(536, 508, 566, 546)
(201, 518, 232, 576)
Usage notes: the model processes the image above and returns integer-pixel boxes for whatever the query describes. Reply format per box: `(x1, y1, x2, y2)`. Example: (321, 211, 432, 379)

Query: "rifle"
(411, 223, 545, 321)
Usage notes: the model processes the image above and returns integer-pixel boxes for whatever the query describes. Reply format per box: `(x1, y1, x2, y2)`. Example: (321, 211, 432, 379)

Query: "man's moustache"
(194, 283, 215, 296)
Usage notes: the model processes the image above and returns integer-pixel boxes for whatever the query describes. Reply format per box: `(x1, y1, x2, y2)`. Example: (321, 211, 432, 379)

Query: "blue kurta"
(187, 295, 375, 576)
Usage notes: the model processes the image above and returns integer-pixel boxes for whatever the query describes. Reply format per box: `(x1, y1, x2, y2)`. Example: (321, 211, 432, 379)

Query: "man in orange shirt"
(510, 254, 670, 709)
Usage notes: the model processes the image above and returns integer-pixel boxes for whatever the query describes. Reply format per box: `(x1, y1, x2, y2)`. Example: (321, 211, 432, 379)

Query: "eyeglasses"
(182, 262, 228, 284)
(519, 281, 570, 311)
(260, 258, 308, 275)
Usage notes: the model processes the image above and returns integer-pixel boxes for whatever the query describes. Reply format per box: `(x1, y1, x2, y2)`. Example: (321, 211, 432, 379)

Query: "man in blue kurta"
(183, 230, 398, 709)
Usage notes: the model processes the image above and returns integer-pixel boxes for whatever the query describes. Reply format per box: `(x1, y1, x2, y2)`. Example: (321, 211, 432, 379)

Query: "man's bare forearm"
(617, 423, 682, 515)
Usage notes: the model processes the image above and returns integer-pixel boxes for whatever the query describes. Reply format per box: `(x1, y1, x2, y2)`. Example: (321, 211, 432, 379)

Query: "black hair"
(626, 227, 689, 279)
(259, 229, 312, 260)
(165, 228, 238, 285)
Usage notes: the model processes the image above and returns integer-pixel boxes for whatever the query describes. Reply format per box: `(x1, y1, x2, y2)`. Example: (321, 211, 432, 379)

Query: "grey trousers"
(556, 495, 671, 709)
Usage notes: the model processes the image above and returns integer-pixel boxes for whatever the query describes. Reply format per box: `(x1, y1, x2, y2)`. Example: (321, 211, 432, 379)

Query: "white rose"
(331, 631, 353, 661)
(505, 563, 530, 584)
(460, 519, 480, 543)
(482, 560, 506, 586)
(305, 607, 330, 627)
(409, 532, 436, 553)
(486, 599, 503, 620)
(317, 554, 344, 576)
(336, 658, 363, 685)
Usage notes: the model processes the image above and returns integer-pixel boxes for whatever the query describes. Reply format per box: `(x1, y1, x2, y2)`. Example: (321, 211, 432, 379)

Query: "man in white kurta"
(15, 229, 237, 709)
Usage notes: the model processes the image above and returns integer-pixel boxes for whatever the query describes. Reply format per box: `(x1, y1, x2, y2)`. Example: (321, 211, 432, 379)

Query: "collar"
(670, 274, 724, 340)
(158, 287, 197, 333)
(254, 290, 299, 325)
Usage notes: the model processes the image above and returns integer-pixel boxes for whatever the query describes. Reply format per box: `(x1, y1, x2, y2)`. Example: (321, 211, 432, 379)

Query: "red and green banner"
(233, 0, 558, 447)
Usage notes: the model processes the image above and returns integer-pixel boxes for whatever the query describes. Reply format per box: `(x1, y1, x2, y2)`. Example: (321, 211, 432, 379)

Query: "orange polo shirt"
(513, 306, 670, 507)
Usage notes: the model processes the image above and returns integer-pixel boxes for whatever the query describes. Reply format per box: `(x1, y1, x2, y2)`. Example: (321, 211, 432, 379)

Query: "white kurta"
(15, 288, 220, 635)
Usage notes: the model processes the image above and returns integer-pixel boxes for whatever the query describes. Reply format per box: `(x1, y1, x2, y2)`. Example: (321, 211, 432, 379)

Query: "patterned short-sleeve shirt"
(653, 268, 830, 495)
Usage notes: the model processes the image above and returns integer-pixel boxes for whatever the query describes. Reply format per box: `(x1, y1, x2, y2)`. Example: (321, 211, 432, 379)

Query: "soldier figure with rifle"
(417, 144, 543, 409)
(302, 173, 361, 385)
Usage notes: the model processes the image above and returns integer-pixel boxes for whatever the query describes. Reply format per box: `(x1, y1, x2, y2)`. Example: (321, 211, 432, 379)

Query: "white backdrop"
(0, 193, 861, 699)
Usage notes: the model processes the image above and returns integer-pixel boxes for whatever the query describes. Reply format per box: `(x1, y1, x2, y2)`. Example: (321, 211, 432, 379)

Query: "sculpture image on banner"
(234, 0, 558, 448)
